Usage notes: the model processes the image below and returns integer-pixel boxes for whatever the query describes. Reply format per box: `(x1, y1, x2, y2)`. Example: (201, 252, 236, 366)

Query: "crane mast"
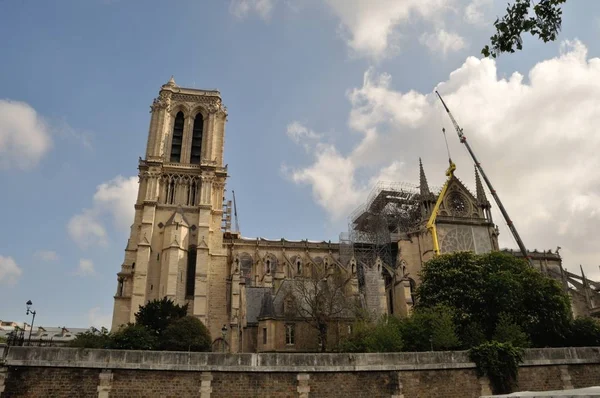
(232, 190, 240, 234)
(435, 91, 533, 266)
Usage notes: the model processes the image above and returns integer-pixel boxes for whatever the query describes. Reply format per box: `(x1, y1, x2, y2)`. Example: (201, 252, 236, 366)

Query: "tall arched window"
(170, 112, 184, 163)
(186, 245, 197, 297)
(190, 113, 203, 164)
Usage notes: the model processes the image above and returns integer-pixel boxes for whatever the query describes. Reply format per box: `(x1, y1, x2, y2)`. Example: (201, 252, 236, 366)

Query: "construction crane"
(435, 91, 533, 266)
(426, 158, 456, 256)
(232, 190, 240, 234)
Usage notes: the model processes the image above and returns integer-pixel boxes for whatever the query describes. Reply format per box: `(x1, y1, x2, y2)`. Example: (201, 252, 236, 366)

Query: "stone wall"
(1, 345, 599, 397)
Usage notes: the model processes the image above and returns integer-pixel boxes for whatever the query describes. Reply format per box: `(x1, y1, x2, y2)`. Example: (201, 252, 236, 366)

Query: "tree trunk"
(319, 323, 327, 352)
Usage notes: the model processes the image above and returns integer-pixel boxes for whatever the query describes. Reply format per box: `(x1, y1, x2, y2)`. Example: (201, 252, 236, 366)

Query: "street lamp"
(26, 300, 36, 346)
(221, 325, 228, 352)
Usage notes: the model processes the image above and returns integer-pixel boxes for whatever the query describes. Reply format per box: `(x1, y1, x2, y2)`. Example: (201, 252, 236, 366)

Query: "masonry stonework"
(1, 346, 600, 398)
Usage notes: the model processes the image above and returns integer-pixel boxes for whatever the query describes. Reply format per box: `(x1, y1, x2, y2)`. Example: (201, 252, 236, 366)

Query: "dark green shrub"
(469, 341, 523, 395)
(161, 316, 212, 352)
(109, 323, 157, 350)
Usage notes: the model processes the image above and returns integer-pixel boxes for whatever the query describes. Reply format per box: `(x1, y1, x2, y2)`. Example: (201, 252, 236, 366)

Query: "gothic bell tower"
(111, 77, 229, 331)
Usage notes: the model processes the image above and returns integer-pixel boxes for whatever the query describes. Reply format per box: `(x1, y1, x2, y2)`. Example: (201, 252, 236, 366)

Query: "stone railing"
(3, 346, 600, 372)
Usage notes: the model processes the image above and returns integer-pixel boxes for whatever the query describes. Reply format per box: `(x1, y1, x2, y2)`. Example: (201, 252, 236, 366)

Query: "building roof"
(246, 287, 272, 324)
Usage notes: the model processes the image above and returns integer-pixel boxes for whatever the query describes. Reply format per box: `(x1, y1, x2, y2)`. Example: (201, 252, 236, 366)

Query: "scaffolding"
(341, 181, 429, 274)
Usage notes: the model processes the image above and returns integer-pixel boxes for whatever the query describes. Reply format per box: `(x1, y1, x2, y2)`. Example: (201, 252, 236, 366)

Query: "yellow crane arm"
(426, 161, 456, 256)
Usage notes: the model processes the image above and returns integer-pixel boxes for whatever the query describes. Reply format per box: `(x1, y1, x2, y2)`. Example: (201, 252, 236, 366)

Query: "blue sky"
(2, 0, 600, 329)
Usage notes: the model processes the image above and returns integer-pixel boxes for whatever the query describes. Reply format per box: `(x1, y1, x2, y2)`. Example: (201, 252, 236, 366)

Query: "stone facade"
(111, 80, 600, 353)
(2, 346, 600, 397)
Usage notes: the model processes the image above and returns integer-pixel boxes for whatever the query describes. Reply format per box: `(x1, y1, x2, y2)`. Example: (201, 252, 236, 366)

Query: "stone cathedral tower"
(111, 77, 230, 338)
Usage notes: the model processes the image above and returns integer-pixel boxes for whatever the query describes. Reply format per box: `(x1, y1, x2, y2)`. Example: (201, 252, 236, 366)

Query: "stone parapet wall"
(0, 346, 599, 397)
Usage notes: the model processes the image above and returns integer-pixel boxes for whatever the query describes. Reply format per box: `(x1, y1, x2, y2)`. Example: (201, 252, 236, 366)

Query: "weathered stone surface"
(1, 347, 600, 397)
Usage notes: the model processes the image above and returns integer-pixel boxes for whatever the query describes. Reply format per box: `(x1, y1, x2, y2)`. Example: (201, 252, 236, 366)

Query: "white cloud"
(68, 175, 138, 248)
(34, 250, 59, 262)
(0, 255, 23, 285)
(88, 307, 112, 329)
(286, 40, 600, 279)
(464, 0, 492, 26)
(286, 121, 323, 151)
(68, 210, 109, 248)
(77, 258, 95, 276)
(324, 0, 458, 59)
(0, 100, 52, 170)
(420, 29, 466, 55)
(230, 0, 277, 20)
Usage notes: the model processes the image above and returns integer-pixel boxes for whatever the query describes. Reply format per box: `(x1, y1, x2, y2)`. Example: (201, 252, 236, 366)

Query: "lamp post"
(221, 324, 228, 353)
(26, 300, 36, 346)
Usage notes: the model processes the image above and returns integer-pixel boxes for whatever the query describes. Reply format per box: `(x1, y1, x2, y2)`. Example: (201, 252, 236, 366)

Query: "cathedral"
(111, 79, 600, 352)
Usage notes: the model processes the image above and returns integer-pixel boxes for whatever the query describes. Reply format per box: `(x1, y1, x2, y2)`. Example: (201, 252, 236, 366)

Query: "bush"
(134, 298, 188, 338)
(400, 306, 460, 351)
(161, 316, 212, 352)
(109, 324, 157, 350)
(492, 314, 530, 348)
(69, 328, 111, 349)
(469, 341, 523, 395)
(339, 316, 403, 353)
(567, 317, 600, 347)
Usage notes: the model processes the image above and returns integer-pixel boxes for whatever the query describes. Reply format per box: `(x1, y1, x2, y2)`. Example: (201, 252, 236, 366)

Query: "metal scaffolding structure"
(341, 181, 432, 274)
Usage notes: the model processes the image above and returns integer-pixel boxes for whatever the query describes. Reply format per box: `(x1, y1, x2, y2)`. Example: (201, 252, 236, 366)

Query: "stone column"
(391, 372, 404, 398)
(560, 365, 573, 390)
(297, 373, 310, 398)
(199, 372, 213, 398)
(97, 370, 113, 398)
(193, 242, 210, 324)
(0, 367, 7, 398)
(479, 376, 492, 396)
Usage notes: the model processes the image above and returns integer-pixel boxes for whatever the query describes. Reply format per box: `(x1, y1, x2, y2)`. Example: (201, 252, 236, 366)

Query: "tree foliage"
(339, 316, 403, 353)
(416, 251, 572, 347)
(482, 0, 567, 58)
(399, 306, 460, 352)
(161, 316, 212, 352)
(492, 314, 530, 348)
(68, 327, 111, 349)
(109, 323, 157, 350)
(134, 297, 188, 338)
(568, 317, 600, 347)
(470, 341, 523, 394)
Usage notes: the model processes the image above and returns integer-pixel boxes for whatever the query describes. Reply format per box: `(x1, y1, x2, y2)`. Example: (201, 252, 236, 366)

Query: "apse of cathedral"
(111, 79, 600, 353)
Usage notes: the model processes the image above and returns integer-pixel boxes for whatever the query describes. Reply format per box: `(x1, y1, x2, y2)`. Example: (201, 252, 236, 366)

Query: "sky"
(1, 0, 600, 329)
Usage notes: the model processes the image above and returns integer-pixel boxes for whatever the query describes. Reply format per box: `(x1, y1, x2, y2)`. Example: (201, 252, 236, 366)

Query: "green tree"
(134, 297, 188, 338)
(109, 324, 157, 350)
(161, 316, 212, 352)
(339, 316, 403, 353)
(482, 0, 567, 58)
(567, 317, 600, 347)
(416, 251, 572, 348)
(493, 314, 530, 348)
(69, 327, 111, 349)
(400, 306, 460, 351)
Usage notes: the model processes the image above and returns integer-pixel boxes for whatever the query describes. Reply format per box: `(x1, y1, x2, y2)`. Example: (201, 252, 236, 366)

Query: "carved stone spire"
(475, 166, 490, 207)
(166, 75, 176, 87)
(419, 158, 431, 197)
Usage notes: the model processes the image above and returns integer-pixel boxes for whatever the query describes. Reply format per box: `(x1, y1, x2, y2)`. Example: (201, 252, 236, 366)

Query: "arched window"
(170, 112, 184, 163)
(190, 113, 203, 164)
(186, 246, 197, 297)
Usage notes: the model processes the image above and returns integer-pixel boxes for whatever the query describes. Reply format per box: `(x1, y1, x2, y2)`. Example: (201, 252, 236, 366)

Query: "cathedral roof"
(246, 287, 272, 324)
